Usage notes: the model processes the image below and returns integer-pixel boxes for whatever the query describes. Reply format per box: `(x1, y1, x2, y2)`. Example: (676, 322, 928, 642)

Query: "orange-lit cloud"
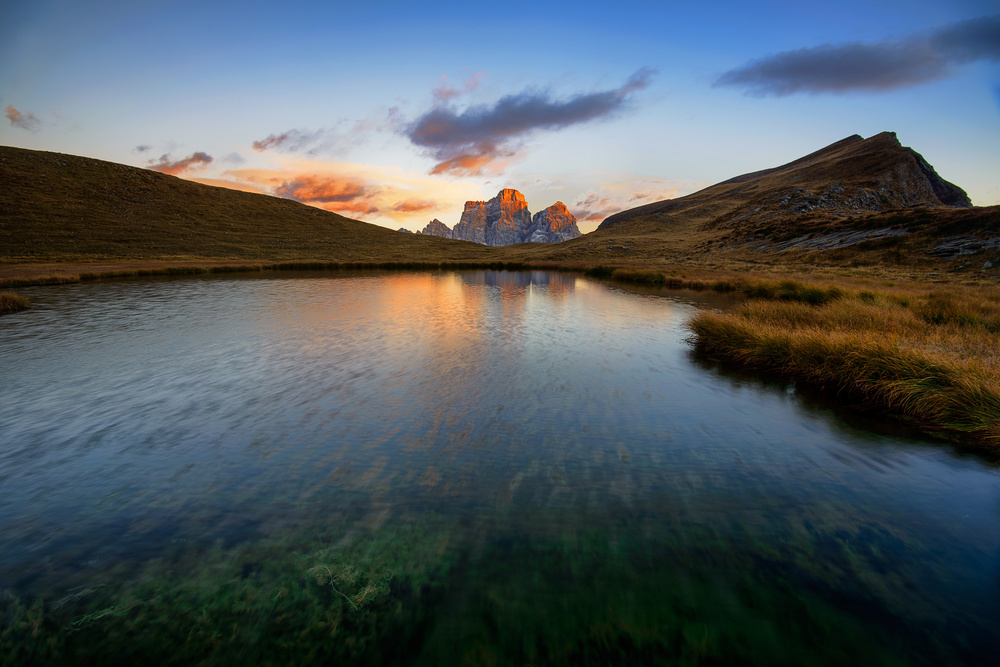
(406, 68, 656, 177)
(391, 198, 437, 213)
(428, 151, 514, 176)
(274, 175, 371, 204)
(5, 105, 41, 132)
(220, 155, 483, 227)
(148, 151, 213, 175)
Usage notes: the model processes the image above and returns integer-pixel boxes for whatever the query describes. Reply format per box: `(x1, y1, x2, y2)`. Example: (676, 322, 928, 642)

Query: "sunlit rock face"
(419, 218, 453, 239)
(451, 189, 577, 246)
(527, 201, 582, 243)
(484, 188, 532, 246)
(453, 201, 488, 244)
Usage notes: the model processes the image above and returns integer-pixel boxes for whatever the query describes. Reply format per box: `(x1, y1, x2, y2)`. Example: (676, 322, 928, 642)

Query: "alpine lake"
(1, 270, 998, 665)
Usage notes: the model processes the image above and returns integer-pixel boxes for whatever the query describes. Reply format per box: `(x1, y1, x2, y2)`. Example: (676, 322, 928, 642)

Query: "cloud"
(428, 151, 515, 176)
(252, 109, 404, 157)
(405, 67, 657, 176)
(274, 175, 371, 205)
(148, 152, 213, 175)
(567, 178, 697, 231)
(133, 144, 152, 153)
(223, 157, 482, 226)
(716, 15, 1000, 96)
(252, 128, 325, 153)
(390, 198, 437, 213)
(5, 105, 41, 132)
(433, 72, 484, 103)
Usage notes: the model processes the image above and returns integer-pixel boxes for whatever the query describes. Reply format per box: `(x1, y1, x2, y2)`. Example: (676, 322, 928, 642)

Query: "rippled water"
(1, 270, 998, 664)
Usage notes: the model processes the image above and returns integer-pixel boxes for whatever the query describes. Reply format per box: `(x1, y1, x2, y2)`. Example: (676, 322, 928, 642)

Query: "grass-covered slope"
(687, 282, 1000, 449)
(0, 146, 498, 263)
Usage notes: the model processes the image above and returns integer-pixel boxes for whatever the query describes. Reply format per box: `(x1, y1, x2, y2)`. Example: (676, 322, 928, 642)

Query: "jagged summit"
(599, 132, 971, 232)
(418, 189, 581, 246)
(419, 218, 453, 239)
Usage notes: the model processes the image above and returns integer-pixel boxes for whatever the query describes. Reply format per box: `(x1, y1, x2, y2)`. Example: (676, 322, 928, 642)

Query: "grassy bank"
(0, 260, 548, 289)
(687, 282, 1000, 449)
(0, 291, 29, 315)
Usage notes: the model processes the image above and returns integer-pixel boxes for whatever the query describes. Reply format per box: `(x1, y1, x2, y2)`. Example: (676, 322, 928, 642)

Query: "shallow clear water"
(1, 270, 998, 664)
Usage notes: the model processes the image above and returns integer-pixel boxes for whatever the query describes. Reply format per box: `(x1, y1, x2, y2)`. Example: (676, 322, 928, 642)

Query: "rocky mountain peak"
(423, 189, 583, 246)
(419, 218, 454, 239)
(528, 201, 582, 243)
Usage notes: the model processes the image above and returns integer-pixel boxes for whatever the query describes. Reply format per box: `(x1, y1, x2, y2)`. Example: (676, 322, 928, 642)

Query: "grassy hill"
(504, 133, 1000, 272)
(0, 145, 499, 264)
(2, 138, 998, 279)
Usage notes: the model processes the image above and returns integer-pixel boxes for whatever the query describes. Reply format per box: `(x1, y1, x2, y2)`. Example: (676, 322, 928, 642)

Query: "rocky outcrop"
(483, 189, 533, 246)
(418, 218, 453, 239)
(527, 201, 582, 243)
(453, 201, 489, 244)
(397, 227, 412, 233)
(415, 190, 582, 246)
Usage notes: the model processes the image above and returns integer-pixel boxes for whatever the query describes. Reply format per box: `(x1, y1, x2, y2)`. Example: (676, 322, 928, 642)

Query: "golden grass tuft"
(0, 290, 30, 315)
(687, 284, 1000, 449)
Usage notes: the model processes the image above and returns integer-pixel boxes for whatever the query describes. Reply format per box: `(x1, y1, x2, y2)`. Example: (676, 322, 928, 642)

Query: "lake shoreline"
(5, 261, 998, 452)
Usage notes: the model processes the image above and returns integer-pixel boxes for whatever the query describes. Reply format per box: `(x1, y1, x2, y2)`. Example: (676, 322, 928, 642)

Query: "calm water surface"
(1, 270, 998, 664)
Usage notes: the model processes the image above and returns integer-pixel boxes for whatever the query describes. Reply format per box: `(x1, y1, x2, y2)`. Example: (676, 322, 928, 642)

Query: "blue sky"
(2, 0, 997, 232)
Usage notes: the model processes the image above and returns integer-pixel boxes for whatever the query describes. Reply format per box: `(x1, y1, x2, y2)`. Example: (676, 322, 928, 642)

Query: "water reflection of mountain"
(457, 270, 577, 296)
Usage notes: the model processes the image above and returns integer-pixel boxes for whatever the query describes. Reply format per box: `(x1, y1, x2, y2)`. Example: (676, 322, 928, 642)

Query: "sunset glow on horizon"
(2, 0, 997, 233)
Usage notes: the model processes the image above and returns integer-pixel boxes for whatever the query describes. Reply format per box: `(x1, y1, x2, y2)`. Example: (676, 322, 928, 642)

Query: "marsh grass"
(0, 291, 29, 315)
(688, 284, 1000, 448)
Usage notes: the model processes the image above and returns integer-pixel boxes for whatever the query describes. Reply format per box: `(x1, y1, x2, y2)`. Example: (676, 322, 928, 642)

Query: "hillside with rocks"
(506, 132, 998, 272)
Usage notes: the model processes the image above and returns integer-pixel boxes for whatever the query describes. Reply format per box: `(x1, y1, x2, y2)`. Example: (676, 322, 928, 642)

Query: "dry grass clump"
(688, 284, 1000, 449)
(0, 291, 30, 315)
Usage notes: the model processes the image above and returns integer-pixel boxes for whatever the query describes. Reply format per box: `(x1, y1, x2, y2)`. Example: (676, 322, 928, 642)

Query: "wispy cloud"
(148, 152, 214, 175)
(251, 108, 403, 156)
(5, 105, 41, 132)
(133, 144, 152, 153)
(405, 68, 657, 177)
(433, 72, 484, 103)
(716, 15, 1000, 96)
(252, 128, 325, 153)
(390, 198, 437, 213)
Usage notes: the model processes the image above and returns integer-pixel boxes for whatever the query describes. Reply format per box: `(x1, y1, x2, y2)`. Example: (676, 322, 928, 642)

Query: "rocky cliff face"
(418, 218, 453, 239)
(424, 189, 581, 246)
(453, 201, 489, 244)
(483, 189, 533, 246)
(527, 201, 582, 243)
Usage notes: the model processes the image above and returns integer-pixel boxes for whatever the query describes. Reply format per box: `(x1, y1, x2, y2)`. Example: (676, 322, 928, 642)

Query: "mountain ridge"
(418, 189, 582, 246)
(599, 132, 971, 233)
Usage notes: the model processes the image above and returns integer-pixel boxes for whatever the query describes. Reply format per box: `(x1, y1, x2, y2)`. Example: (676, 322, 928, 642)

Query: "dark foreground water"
(1, 270, 998, 665)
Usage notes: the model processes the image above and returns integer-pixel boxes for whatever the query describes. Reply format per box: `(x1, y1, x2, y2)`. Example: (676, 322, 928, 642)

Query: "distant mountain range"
(415, 189, 582, 246)
(1, 134, 996, 271)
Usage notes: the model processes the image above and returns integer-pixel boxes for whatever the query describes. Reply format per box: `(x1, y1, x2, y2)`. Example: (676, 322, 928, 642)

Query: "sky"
(1, 0, 998, 233)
